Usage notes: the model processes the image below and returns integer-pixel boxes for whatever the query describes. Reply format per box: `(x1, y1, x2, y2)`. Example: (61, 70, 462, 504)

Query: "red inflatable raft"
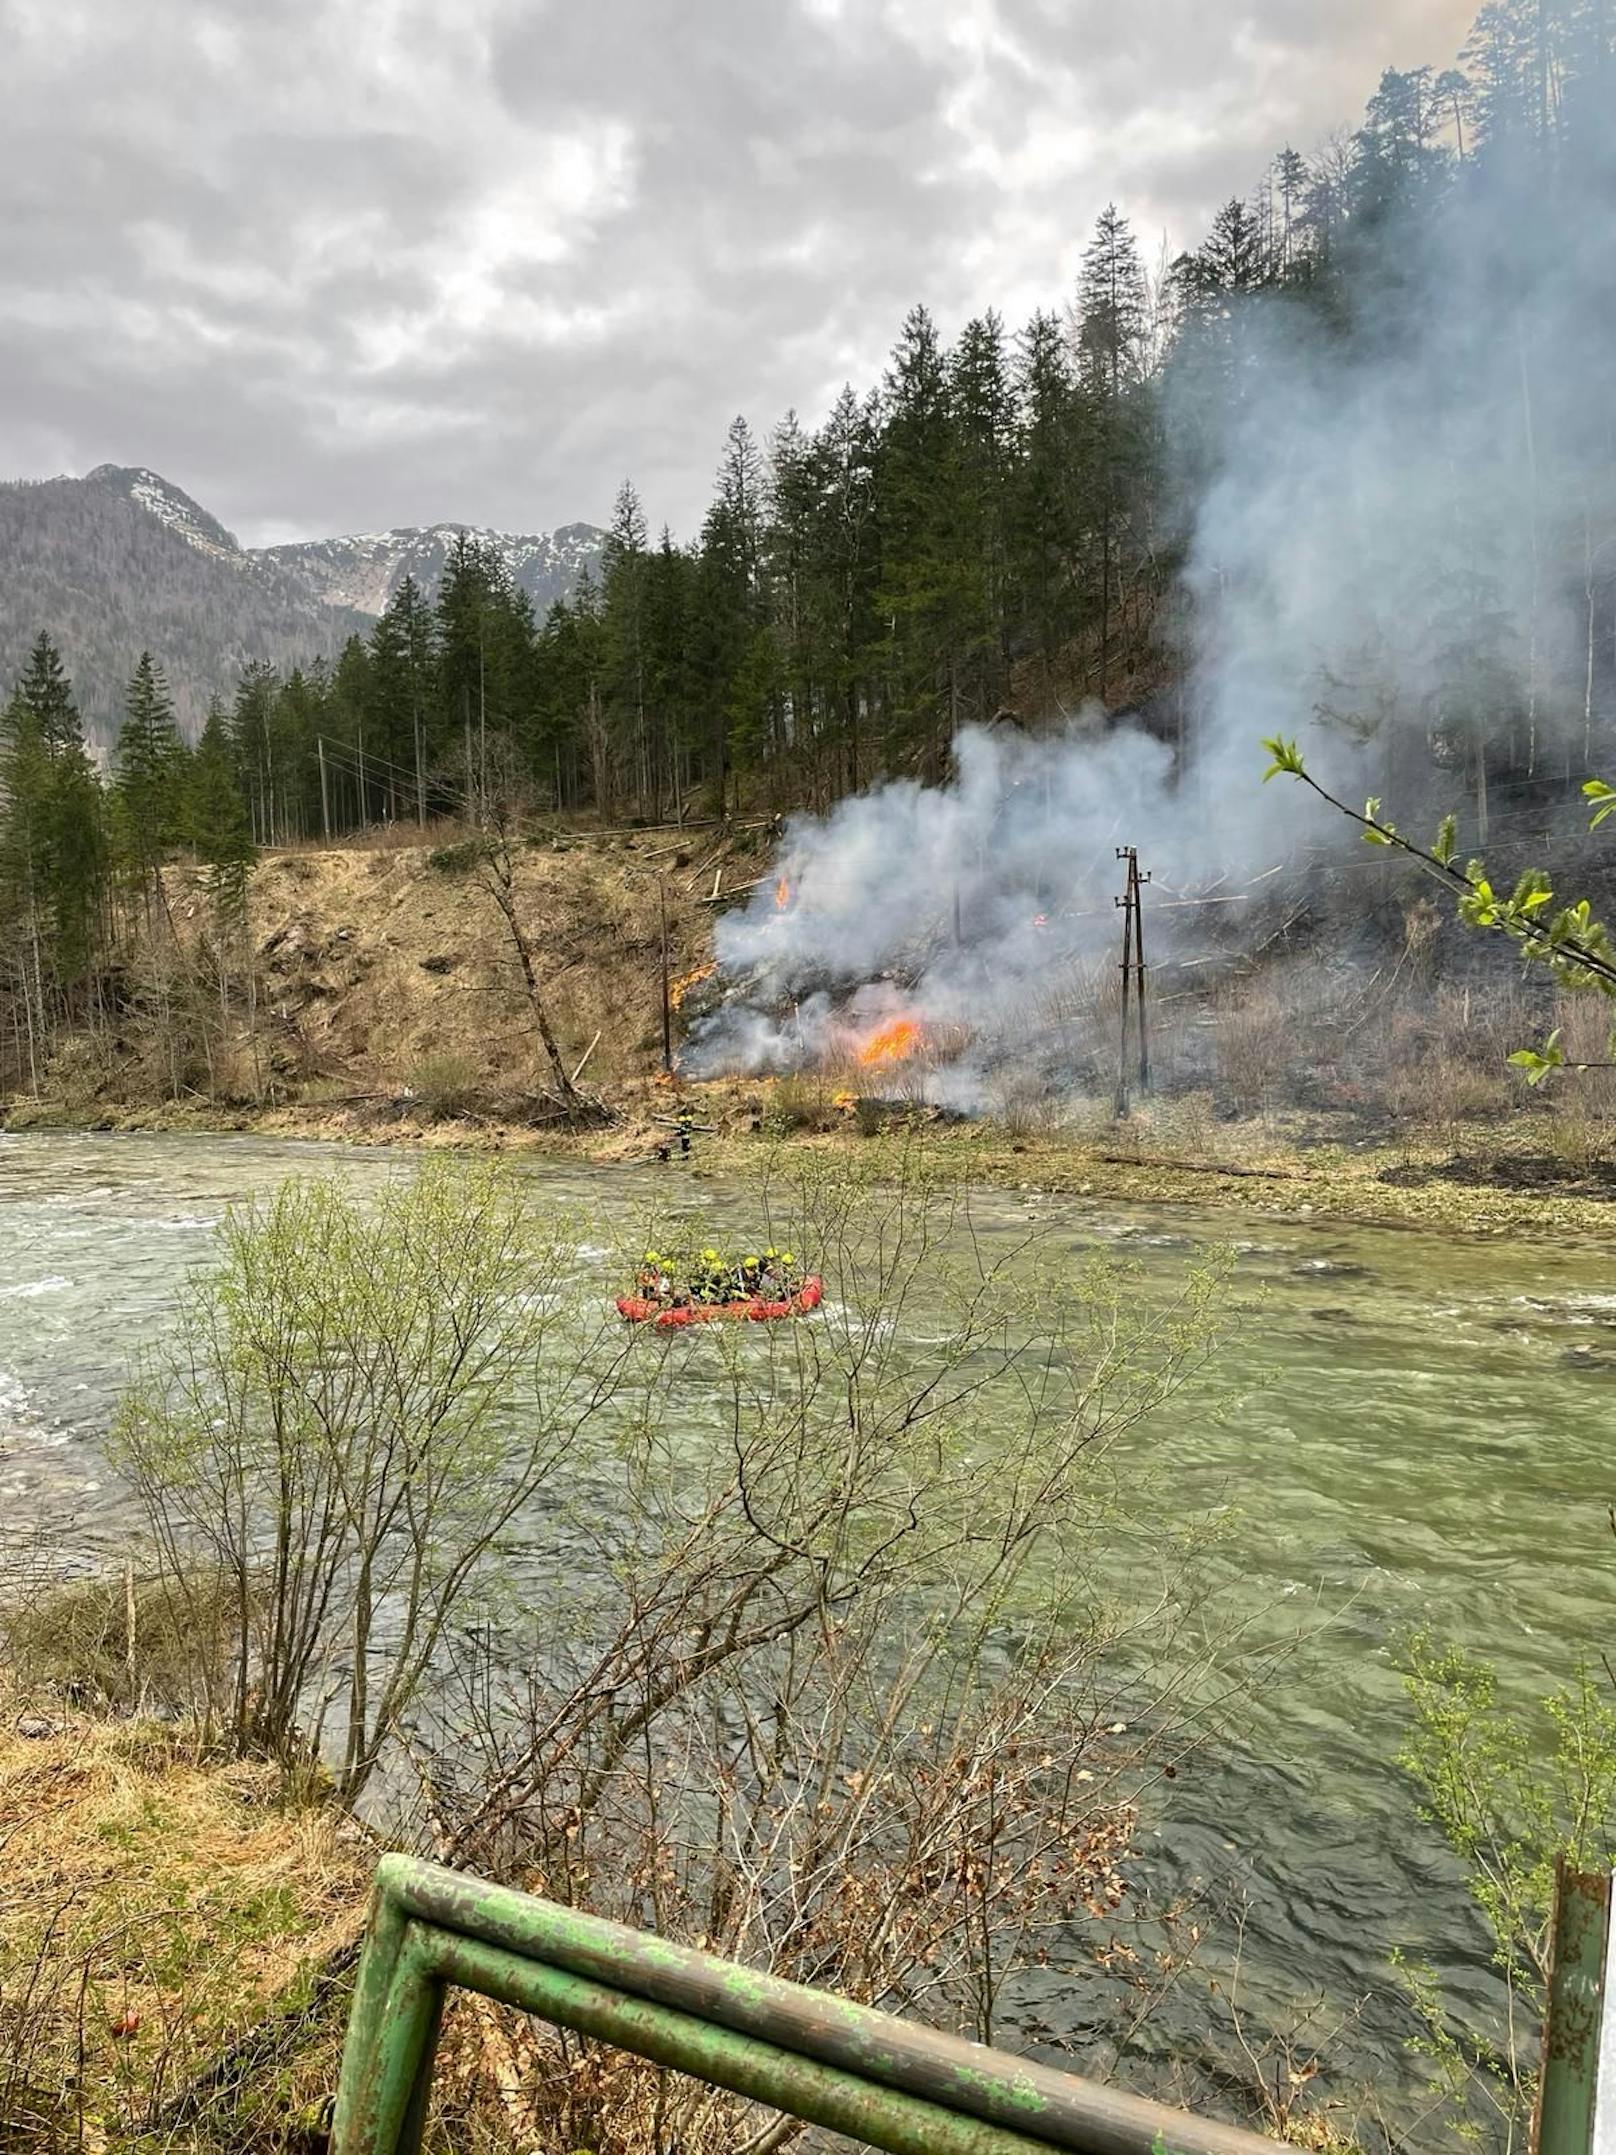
(616, 1277, 824, 1329)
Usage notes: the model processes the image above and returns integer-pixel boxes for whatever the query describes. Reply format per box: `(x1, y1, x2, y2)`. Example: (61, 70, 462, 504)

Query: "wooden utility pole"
(317, 736, 331, 845)
(1113, 846, 1151, 1117)
(659, 882, 674, 1075)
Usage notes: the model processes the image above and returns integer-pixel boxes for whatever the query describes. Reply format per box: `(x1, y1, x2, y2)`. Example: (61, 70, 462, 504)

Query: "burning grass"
(856, 1015, 924, 1067)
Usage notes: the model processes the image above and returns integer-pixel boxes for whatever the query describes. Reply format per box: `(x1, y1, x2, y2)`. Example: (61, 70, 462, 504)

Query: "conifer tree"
(18, 633, 83, 761)
(1270, 148, 1313, 276)
(1011, 310, 1081, 704)
(189, 699, 256, 925)
(1198, 198, 1267, 294)
(876, 305, 963, 757)
(810, 386, 881, 791)
(369, 574, 436, 822)
(600, 481, 652, 812)
(1077, 208, 1154, 695)
(115, 652, 186, 900)
(0, 688, 53, 1084)
(696, 418, 768, 812)
(950, 313, 1018, 719)
(41, 716, 106, 993)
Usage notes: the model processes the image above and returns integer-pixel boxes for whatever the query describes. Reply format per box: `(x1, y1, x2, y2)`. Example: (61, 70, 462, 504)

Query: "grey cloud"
(0, 0, 1482, 547)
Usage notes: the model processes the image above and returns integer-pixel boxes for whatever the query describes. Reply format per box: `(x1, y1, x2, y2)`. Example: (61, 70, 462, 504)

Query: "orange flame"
(774, 876, 791, 911)
(668, 960, 716, 1012)
(857, 1018, 923, 1068)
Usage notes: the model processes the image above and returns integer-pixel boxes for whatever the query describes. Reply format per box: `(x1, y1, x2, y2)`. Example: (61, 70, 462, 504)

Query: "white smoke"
(1179, 132, 1616, 797)
(695, 99, 1616, 1100)
(689, 716, 1316, 1094)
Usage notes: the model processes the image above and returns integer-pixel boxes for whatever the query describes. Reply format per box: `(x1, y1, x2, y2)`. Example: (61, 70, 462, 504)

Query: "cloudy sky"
(1, 0, 1478, 547)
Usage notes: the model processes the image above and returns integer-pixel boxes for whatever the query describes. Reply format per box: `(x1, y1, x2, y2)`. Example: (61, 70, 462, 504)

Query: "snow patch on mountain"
(263, 520, 605, 617)
(86, 465, 243, 563)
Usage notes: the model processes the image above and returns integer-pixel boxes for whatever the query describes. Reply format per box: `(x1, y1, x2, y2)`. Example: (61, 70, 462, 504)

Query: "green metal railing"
(331, 1855, 1278, 2154)
(1535, 1863, 1615, 2155)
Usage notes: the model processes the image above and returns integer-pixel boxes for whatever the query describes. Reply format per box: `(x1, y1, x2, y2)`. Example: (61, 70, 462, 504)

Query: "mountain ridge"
(82, 463, 604, 618)
(2, 465, 604, 741)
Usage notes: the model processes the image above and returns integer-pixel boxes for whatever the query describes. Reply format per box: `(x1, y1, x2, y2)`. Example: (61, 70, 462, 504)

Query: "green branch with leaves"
(1262, 736, 1616, 1083)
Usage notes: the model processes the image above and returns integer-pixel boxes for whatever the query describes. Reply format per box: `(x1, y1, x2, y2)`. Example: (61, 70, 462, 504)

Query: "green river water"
(1, 1128, 1610, 2144)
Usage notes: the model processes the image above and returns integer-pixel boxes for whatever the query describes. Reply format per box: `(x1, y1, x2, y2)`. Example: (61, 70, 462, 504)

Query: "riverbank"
(6, 1078, 1615, 1241)
(6, 827, 1614, 1246)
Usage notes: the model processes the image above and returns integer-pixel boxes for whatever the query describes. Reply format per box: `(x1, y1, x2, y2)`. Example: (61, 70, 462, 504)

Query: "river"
(1, 1127, 1610, 2145)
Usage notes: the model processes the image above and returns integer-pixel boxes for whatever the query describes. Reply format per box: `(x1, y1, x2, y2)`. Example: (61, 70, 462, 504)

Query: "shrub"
(406, 1050, 482, 1119)
(110, 1163, 610, 1798)
(1214, 984, 1288, 1115)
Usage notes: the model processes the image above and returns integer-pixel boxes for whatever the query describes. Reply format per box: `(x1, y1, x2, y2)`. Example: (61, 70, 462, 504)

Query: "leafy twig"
(1262, 737, 1616, 1082)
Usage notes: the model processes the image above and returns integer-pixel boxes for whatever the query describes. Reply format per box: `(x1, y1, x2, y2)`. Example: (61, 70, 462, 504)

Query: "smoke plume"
(695, 85, 1616, 1102)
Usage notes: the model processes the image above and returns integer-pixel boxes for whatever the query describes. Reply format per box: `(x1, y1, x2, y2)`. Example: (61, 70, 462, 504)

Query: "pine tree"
(1270, 149, 1313, 276)
(644, 530, 702, 813)
(316, 635, 373, 830)
(950, 313, 1018, 720)
(437, 535, 495, 820)
(1433, 68, 1477, 159)
(1198, 198, 1267, 294)
(1075, 208, 1156, 697)
(0, 687, 53, 1085)
(189, 700, 256, 926)
(368, 575, 435, 822)
(1352, 66, 1451, 221)
(809, 386, 881, 791)
(41, 723, 106, 992)
(6, 639, 105, 992)
(600, 481, 652, 812)
(1463, 2, 1538, 147)
(875, 305, 963, 759)
(696, 418, 768, 812)
(765, 412, 819, 777)
(18, 633, 83, 761)
(1077, 207, 1150, 397)
(115, 652, 186, 897)
(1011, 310, 1081, 704)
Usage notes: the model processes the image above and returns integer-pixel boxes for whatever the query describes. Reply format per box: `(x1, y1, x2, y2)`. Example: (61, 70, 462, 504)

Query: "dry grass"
(153, 832, 719, 1114)
(0, 1565, 577, 2155)
(1213, 984, 1288, 1115)
(406, 1049, 484, 1120)
(265, 814, 475, 858)
(0, 1691, 372, 2151)
(1383, 1048, 1511, 1141)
